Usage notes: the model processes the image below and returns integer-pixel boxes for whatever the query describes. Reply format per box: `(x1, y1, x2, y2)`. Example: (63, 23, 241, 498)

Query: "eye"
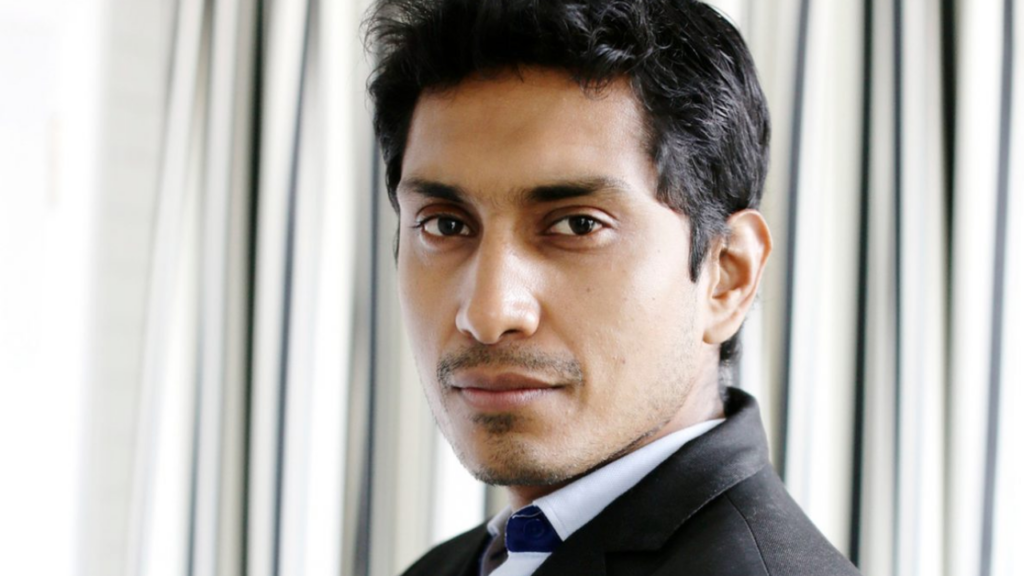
(420, 215, 471, 237)
(548, 215, 603, 236)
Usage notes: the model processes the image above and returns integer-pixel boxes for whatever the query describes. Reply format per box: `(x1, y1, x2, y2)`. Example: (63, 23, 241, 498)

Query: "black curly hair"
(365, 0, 770, 367)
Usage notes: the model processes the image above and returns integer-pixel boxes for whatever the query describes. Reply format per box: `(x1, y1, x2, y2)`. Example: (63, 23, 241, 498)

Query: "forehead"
(401, 68, 656, 202)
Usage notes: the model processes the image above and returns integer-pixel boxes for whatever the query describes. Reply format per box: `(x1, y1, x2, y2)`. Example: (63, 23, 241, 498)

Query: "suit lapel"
(531, 389, 771, 576)
(459, 526, 493, 576)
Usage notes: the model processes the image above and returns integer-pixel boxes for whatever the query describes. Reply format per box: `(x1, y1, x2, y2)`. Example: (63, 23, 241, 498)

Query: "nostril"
(455, 296, 541, 345)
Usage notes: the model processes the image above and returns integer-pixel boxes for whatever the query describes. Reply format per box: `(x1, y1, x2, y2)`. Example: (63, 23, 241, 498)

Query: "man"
(366, 1, 861, 574)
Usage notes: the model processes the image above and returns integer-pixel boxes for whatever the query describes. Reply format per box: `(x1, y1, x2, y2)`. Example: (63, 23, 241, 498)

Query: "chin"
(467, 460, 573, 487)
(455, 437, 586, 487)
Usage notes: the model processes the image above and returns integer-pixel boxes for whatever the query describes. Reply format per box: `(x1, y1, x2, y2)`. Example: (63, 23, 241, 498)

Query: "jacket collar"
(532, 387, 772, 576)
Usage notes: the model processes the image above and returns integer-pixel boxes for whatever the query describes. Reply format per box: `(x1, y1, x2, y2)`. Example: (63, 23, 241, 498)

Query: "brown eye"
(423, 216, 469, 237)
(569, 216, 596, 235)
(549, 215, 602, 236)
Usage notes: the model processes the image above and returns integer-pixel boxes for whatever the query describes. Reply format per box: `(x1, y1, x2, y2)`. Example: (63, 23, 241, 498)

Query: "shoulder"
(399, 523, 491, 576)
(629, 465, 860, 576)
(719, 466, 862, 575)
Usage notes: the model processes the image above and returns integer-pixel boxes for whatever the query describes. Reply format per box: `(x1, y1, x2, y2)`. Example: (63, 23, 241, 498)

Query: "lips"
(452, 372, 562, 412)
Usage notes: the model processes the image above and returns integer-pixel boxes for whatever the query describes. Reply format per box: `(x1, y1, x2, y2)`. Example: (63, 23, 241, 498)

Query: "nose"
(455, 240, 541, 345)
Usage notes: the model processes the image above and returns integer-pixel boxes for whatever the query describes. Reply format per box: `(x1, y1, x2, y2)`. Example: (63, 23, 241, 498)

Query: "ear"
(702, 210, 772, 345)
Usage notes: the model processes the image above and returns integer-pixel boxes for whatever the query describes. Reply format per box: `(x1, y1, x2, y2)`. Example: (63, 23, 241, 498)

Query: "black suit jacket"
(401, 389, 862, 576)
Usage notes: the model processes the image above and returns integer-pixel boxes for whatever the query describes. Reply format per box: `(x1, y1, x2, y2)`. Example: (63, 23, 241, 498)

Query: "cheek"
(397, 255, 452, 369)
(552, 236, 698, 392)
(565, 238, 694, 332)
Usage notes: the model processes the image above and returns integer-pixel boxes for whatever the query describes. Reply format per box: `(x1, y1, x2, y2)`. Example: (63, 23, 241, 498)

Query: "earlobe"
(702, 210, 772, 345)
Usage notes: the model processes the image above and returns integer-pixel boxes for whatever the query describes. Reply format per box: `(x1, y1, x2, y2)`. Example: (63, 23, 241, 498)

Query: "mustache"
(436, 345, 584, 389)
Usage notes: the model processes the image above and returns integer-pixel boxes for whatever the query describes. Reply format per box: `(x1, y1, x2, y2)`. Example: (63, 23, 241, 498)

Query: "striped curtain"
(112, 0, 377, 574)
(91, 0, 1020, 575)
(738, 1, 1022, 576)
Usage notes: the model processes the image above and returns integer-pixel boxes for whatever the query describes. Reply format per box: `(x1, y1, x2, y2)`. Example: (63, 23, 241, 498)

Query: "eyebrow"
(398, 176, 632, 206)
(398, 179, 469, 204)
(520, 177, 631, 204)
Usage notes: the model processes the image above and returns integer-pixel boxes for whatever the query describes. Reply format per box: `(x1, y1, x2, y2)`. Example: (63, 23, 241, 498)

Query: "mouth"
(452, 372, 564, 412)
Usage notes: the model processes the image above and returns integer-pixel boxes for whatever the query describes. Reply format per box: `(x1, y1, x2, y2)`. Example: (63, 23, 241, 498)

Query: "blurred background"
(0, 0, 1020, 575)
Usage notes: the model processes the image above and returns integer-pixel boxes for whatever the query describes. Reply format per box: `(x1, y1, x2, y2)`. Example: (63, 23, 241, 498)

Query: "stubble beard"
(429, 339, 700, 489)
(440, 389, 688, 488)
(434, 389, 587, 488)
(449, 402, 686, 488)
(432, 344, 587, 487)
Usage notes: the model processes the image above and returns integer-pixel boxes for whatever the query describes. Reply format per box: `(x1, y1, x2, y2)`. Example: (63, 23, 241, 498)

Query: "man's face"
(396, 68, 719, 491)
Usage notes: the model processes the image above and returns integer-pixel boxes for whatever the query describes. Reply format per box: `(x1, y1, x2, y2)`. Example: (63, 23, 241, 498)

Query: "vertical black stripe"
(981, 1, 1014, 574)
(849, 0, 874, 565)
(271, 2, 314, 575)
(240, 1, 265, 574)
(354, 125, 384, 576)
(891, 0, 905, 573)
(482, 486, 492, 525)
(940, 0, 958, 258)
(778, 0, 812, 482)
(940, 0, 958, 567)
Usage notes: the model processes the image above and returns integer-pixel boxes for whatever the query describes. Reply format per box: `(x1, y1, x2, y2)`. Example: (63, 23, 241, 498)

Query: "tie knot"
(505, 505, 562, 553)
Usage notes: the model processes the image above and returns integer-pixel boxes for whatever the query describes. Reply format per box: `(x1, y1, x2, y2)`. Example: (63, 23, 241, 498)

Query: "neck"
(505, 383, 725, 510)
(507, 483, 567, 510)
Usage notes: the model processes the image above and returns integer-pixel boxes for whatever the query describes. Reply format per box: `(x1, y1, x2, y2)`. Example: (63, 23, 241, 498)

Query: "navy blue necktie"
(505, 505, 563, 553)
